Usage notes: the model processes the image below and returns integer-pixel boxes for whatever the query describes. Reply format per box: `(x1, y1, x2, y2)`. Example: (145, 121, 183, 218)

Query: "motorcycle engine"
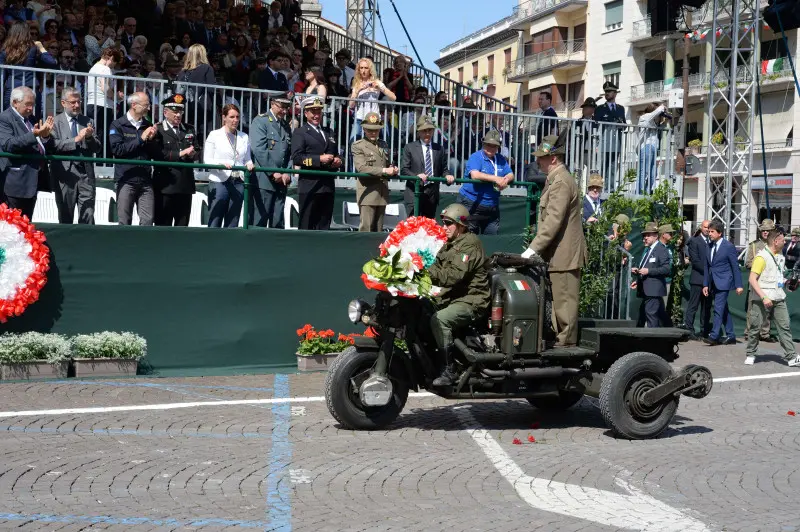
(359, 375, 393, 407)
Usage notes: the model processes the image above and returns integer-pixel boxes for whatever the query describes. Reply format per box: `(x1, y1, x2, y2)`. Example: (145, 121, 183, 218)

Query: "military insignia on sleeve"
(461, 254, 469, 262)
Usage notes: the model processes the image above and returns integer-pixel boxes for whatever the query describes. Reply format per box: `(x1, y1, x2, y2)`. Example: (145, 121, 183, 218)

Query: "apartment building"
(438, 0, 800, 229)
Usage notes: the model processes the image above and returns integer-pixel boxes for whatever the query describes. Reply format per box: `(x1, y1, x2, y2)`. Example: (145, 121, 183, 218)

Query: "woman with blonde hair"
(348, 57, 395, 141)
(0, 22, 57, 105)
(178, 43, 216, 138)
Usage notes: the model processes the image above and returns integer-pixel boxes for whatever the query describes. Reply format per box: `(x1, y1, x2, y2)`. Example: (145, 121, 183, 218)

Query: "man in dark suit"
(290, 96, 342, 230)
(683, 219, 712, 338)
(582, 172, 604, 225)
(259, 51, 289, 92)
(400, 115, 455, 219)
(249, 93, 293, 228)
(703, 219, 745, 345)
(536, 91, 558, 145)
(631, 222, 671, 328)
(783, 227, 800, 270)
(153, 94, 200, 226)
(50, 86, 101, 224)
(593, 81, 626, 191)
(120, 17, 137, 53)
(573, 97, 597, 169)
(0, 86, 55, 218)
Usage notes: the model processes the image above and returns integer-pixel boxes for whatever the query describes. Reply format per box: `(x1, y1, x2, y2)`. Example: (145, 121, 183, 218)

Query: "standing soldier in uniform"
(249, 92, 293, 228)
(427, 203, 491, 386)
(153, 93, 201, 226)
(351, 112, 397, 232)
(593, 81, 626, 191)
(522, 134, 588, 347)
(290, 96, 342, 230)
(744, 218, 776, 341)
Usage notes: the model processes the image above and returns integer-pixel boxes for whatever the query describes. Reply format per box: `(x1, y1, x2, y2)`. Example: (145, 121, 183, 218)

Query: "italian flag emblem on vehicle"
(511, 280, 531, 291)
(461, 254, 469, 262)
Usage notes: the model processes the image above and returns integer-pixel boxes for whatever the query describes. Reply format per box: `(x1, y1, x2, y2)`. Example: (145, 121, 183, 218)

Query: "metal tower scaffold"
(704, 0, 760, 245)
(346, 0, 378, 57)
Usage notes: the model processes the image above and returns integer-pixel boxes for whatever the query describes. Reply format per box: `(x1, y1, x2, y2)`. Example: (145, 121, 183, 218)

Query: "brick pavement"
(0, 339, 797, 531)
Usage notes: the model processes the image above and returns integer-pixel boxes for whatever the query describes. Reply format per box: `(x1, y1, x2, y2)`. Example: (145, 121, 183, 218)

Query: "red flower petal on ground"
(788, 411, 796, 416)
(528, 435, 535, 443)
(512, 438, 522, 445)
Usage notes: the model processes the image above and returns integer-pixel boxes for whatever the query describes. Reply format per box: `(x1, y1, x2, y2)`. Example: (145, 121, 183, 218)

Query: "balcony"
(511, 0, 588, 28)
(630, 18, 651, 41)
(507, 40, 587, 81)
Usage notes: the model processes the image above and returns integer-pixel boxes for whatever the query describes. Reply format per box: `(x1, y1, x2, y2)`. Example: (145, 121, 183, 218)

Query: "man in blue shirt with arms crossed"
(459, 129, 514, 234)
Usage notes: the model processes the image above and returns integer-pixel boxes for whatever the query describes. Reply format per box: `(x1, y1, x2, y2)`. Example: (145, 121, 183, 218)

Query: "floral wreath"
(0, 205, 49, 322)
(361, 216, 447, 298)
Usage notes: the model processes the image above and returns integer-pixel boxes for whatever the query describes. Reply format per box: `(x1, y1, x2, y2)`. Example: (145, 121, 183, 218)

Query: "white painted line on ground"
(0, 372, 795, 419)
(452, 405, 711, 532)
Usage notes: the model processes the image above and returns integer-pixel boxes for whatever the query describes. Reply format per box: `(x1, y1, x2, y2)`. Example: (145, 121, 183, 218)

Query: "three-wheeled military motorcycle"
(324, 252, 713, 439)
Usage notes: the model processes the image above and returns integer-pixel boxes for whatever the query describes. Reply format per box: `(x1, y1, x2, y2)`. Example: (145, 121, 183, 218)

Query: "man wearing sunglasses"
(427, 203, 491, 386)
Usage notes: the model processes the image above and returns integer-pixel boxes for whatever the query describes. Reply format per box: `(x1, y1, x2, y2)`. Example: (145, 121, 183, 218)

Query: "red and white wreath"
(0, 205, 49, 322)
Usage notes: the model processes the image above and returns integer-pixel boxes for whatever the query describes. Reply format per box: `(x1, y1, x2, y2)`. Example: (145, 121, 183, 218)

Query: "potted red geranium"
(296, 324, 358, 371)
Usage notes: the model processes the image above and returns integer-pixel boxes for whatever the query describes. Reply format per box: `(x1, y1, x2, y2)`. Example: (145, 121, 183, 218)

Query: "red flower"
(410, 252, 424, 270)
(512, 438, 522, 445)
(788, 411, 796, 416)
(527, 435, 535, 443)
(305, 330, 318, 340)
(364, 327, 377, 338)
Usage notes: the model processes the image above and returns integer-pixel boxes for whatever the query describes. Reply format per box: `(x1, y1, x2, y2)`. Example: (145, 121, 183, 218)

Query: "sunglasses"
(442, 219, 455, 227)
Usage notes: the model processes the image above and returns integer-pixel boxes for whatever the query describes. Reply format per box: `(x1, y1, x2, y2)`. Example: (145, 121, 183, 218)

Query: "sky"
(321, 0, 519, 74)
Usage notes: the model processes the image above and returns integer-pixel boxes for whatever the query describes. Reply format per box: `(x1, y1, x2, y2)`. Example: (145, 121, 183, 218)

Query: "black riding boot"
(432, 346, 457, 387)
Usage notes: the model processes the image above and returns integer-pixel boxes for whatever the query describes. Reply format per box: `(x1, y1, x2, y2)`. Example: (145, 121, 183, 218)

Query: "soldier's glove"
(521, 248, 536, 259)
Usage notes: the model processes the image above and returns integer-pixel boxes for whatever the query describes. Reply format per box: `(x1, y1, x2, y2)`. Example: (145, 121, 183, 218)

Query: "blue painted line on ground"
(50, 380, 275, 393)
(0, 512, 270, 528)
(0, 425, 272, 439)
(267, 374, 292, 531)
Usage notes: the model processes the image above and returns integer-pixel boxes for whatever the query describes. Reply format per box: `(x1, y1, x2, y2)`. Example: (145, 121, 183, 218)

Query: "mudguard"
(354, 336, 380, 350)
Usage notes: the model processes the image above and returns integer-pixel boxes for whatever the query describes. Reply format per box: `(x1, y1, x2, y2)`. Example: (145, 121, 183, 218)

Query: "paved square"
(0, 340, 798, 531)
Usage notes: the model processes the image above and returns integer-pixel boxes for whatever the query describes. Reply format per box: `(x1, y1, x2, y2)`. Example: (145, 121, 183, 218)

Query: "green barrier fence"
(0, 152, 541, 232)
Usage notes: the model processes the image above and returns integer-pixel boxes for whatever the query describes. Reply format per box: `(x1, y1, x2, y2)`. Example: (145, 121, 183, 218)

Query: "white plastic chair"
(284, 197, 299, 230)
(31, 192, 59, 223)
(189, 192, 208, 227)
(94, 188, 116, 225)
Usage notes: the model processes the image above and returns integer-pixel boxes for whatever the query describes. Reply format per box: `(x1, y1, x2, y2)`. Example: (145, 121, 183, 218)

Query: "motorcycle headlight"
(347, 299, 366, 324)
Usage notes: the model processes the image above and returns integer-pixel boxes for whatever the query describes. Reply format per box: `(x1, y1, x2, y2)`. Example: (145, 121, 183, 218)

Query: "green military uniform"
(427, 204, 491, 386)
(744, 219, 776, 340)
(351, 112, 391, 232)
(527, 135, 588, 346)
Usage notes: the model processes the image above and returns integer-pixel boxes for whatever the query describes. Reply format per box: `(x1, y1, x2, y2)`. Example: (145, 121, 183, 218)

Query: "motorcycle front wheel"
(325, 346, 409, 430)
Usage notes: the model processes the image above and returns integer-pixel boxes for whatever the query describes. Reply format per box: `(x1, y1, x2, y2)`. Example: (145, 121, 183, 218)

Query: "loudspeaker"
(764, 0, 800, 32)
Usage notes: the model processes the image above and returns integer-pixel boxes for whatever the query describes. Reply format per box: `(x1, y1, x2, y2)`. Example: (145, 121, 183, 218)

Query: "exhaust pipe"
(454, 338, 507, 363)
(481, 367, 583, 379)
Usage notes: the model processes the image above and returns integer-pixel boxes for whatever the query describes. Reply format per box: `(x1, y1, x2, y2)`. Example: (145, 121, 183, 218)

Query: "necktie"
(424, 144, 433, 178)
(71, 118, 78, 138)
(710, 242, 717, 263)
(639, 246, 652, 269)
(594, 201, 600, 214)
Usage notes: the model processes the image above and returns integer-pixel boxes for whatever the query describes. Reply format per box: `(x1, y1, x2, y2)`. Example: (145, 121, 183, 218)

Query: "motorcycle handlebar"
(490, 252, 548, 270)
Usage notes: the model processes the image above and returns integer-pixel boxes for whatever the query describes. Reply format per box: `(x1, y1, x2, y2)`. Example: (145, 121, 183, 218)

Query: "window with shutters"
(604, 0, 623, 31)
(472, 61, 478, 80)
(458, 66, 463, 83)
(488, 54, 494, 78)
(603, 61, 621, 88)
(504, 48, 512, 68)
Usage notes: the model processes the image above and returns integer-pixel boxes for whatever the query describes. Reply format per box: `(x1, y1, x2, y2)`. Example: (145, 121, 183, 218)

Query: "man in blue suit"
(683, 219, 712, 338)
(631, 222, 671, 327)
(703, 219, 744, 345)
(0, 86, 55, 218)
(582, 172, 604, 225)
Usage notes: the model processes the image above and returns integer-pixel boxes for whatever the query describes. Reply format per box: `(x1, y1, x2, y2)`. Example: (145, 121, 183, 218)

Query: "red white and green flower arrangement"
(0, 205, 49, 322)
(361, 216, 447, 298)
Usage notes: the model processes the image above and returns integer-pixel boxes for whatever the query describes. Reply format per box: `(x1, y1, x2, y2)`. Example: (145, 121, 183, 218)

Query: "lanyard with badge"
(226, 131, 243, 180)
(488, 155, 501, 191)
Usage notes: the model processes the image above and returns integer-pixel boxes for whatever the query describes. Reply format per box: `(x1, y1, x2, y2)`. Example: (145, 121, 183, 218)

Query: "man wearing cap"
(427, 203, 491, 386)
(153, 93, 201, 226)
(744, 218, 776, 341)
(291, 96, 342, 230)
(630, 222, 671, 328)
(460, 129, 513, 235)
(50, 86, 101, 224)
(582, 172, 604, 224)
(703, 219, 744, 345)
(593, 81, 626, 191)
(400, 114, 455, 219)
(351, 112, 397, 232)
(684, 220, 712, 338)
(522, 134, 587, 347)
(576, 97, 597, 175)
(783, 227, 800, 270)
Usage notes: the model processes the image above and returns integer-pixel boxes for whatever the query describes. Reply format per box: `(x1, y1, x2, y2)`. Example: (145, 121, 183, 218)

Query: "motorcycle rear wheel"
(325, 346, 409, 430)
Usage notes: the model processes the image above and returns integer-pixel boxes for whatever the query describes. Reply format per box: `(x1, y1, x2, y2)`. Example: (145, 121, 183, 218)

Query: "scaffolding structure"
(345, 0, 378, 58)
(704, 0, 760, 244)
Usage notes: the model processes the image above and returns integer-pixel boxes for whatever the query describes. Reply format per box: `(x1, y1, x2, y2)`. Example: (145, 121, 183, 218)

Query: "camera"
(661, 110, 674, 120)
(786, 266, 800, 292)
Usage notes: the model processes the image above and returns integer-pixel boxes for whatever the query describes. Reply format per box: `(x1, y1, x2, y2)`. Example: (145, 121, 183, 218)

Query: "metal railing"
(297, 17, 515, 111)
(0, 62, 676, 198)
(512, 0, 588, 23)
(510, 40, 586, 79)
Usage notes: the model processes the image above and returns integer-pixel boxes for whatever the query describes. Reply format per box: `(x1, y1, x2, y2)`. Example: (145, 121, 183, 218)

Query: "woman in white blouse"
(203, 104, 255, 228)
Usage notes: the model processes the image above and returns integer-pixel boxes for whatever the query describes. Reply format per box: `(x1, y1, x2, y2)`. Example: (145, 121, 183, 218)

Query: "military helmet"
(362, 112, 384, 130)
(758, 218, 776, 231)
(614, 213, 630, 226)
(792, 227, 800, 237)
(587, 173, 604, 189)
(440, 203, 469, 227)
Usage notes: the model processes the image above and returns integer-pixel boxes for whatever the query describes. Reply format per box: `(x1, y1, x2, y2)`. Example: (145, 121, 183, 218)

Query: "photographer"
(744, 229, 800, 366)
(636, 102, 671, 194)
